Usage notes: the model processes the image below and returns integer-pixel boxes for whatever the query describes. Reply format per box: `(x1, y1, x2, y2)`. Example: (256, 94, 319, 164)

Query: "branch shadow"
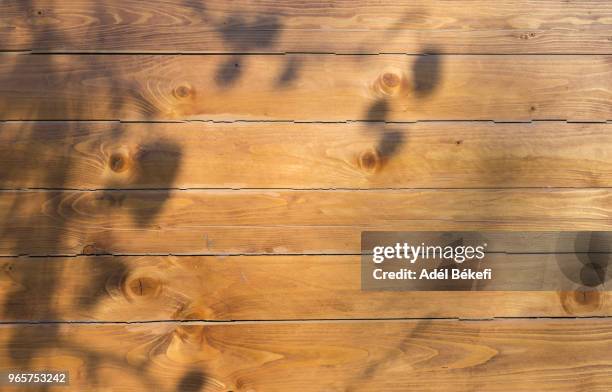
(362, 48, 442, 169)
(0, 1, 183, 390)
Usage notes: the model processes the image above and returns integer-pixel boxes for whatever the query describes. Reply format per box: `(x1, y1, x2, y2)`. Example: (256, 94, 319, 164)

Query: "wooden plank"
(2, 189, 612, 255)
(1, 255, 609, 321)
(1, 320, 611, 391)
(3, 1, 612, 54)
(3, 121, 612, 189)
(1, 54, 611, 121)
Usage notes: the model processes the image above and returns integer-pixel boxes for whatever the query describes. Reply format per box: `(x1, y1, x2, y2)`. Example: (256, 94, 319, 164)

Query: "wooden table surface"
(1, 1, 612, 390)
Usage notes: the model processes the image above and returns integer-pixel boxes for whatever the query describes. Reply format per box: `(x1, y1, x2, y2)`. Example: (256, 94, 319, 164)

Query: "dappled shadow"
(76, 256, 129, 310)
(4, 2, 599, 390)
(361, 48, 443, 168)
(216, 56, 243, 86)
(103, 139, 183, 226)
(0, 1, 183, 390)
(180, 4, 291, 88)
(345, 319, 433, 391)
(181, 0, 207, 14)
(275, 56, 301, 87)
(176, 369, 208, 392)
(217, 15, 282, 50)
(365, 99, 406, 164)
(213, 15, 301, 88)
(366, 99, 389, 121)
(1, 3, 78, 386)
(412, 48, 441, 97)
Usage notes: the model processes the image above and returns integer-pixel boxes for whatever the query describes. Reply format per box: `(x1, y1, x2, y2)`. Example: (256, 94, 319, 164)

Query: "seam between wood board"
(2, 120, 611, 124)
(5, 51, 612, 55)
(4, 186, 612, 192)
(3, 316, 612, 326)
(6, 251, 612, 258)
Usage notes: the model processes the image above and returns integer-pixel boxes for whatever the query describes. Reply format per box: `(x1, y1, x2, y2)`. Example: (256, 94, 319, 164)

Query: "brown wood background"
(1, 1, 612, 390)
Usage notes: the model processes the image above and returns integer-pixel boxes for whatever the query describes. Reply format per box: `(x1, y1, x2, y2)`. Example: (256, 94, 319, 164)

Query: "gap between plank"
(4, 186, 612, 192)
(2, 316, 612, 326)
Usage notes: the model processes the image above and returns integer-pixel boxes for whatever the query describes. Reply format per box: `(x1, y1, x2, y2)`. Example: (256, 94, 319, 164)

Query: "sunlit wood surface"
(1, 1, 612, 390)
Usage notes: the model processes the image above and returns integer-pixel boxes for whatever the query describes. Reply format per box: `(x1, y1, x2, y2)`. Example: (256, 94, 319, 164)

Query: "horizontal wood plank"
(1, 320, 612, 391)
(2, 189, 612, 255)
(3, 1, 612, 53)
(1, 54, 611, 121)
(1, 255, 609, 321)
(3, 3, 611, 389)
(3, 121, 612, 189)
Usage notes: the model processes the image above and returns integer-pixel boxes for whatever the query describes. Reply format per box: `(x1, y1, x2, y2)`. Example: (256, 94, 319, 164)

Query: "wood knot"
(174, 85, 193, 99)
(519, 32, 537, 40)
(109, 153, 129, 173)
(175, 324, 206, 344)
(124, 276, 162, 299)
(358, 149, 381, 173)
(382, 72, 401, 88)
(82, 244, 104, 255)
(374, 70, 404, 96)
(559, 290, 603, 314)
(174, 310, 208, 341)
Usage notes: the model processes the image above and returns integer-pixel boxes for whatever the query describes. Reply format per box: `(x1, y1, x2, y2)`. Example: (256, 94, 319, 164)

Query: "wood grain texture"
(1, 320, 612, 391)
(3, 0, 612, 389)
(1, 54, 611, 121)
(2, 189, 612, 255)
(3, 1, 612, 54)
(0, 255, 609, 321)
(3, 121, 612, 189)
